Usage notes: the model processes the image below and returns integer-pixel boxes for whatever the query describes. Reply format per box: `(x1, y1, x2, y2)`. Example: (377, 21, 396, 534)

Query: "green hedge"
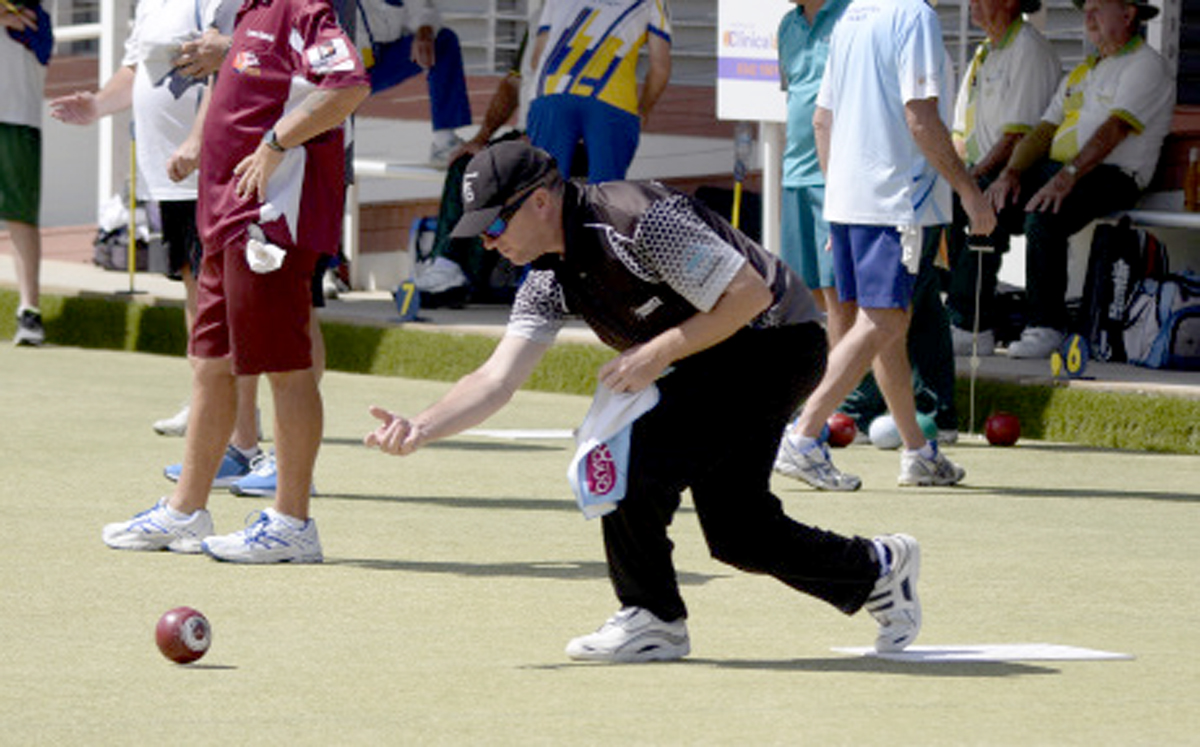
(3, 288, 1197, 453)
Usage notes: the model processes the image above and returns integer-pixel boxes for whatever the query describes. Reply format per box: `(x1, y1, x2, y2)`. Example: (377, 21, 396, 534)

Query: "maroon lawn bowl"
(155, 607, 212, 664)
(826, 412, 858, 448)
(985, 412, 1021, 447)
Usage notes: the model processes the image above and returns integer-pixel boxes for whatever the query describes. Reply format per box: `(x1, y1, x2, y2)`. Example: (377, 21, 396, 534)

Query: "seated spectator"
(944, 0, 1061, 355)
(981, 0, 1173, 358)
(355, 0, 471, 166)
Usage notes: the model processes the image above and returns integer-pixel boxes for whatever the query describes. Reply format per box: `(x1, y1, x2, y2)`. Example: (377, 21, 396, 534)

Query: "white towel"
(568, 383, 660, 519)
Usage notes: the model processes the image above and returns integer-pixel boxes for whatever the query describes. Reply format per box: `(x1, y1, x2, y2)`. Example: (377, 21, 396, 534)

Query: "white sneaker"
(153, 403, 190, 437)
(1007, 326, 1064, 359)
(428, 134, 465, 169)
(774, 436, 862, 491)
(865, 534, 921, 653)
(414, 256, 469, 294)
(565, 607, 690, 662)
(14, 308, 44, 346)
(951, 325, 995, 357)
(201, 508, 323, 564)
(899, 441, 965, 486)
(102, 498, 213, 554)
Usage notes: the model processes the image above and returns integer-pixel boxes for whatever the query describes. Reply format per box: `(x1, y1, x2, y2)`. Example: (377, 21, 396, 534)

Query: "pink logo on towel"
(586, 445, 617, 495)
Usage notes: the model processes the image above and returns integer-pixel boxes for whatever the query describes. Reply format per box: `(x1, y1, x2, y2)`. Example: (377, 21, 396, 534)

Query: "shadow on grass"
(317, 492, 582, 513)
(525, 657, 1057, 677)
(325, 556, 722, 587)
(317, 491, 702, 515)
(694, 656, 1057, 677)
(952, 485, 1200, 504)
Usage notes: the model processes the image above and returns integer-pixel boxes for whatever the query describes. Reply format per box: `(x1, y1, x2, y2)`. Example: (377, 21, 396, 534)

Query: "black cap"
(450, 141, 558, 238)
(1071, 0, 1159, 20)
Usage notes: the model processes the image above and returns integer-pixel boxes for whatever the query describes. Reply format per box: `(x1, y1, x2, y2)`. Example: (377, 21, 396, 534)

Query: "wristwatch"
(1063, 162, 1079, 178)
(263, 128, 287, 153)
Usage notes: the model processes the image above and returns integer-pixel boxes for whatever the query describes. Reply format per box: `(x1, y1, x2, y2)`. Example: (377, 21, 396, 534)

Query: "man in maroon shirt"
(103, 0, 370, 563)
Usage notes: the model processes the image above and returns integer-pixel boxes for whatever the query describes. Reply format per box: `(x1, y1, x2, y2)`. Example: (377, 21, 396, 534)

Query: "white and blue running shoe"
(201, 508, 323, 564)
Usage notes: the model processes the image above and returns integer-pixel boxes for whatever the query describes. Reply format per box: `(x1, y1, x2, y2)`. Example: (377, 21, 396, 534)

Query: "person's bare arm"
(175, 28, 231, 79)
(234, 83, 371, 201)
(906, 97, 996, 236)
(971, 131, 1024, 180)
(167, 83, 213, 182)
(985, 119, 1055, 211)
(49, 65, 136, 124)
(364, 334, 552, 455)
(1023, 115, 1134, 214)
(638, 33, 672, 126)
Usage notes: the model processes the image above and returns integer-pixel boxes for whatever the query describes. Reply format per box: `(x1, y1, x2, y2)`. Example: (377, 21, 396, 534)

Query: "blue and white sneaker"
(101, 498, 214, 554)
(163, 445, 256, 488)
(230, 452, 317, 498)
(201, 508, 323, 564)
(866, 534, 921, 653)
(774, 435, 862, 491)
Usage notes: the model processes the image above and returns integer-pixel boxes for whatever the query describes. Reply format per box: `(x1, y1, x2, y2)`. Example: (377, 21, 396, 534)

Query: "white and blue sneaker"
(774, 435, 862, 491)
(565, 607, 690, 663)
(201, 508, 323, 564)
(899, 441, 965, 486)
(163, 445, 256, 488)
(101, 498, 214, 554)
(865, 534, 922, 653)
(230, 452, 317, 498)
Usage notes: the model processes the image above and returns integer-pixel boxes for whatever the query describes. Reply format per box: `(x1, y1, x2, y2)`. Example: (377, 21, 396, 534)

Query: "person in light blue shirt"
(777, 0, 851, 331)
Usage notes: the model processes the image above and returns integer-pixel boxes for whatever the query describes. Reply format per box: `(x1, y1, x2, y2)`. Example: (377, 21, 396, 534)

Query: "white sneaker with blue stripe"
(101, 498, 214, 554)
(201, 508, 323, 564)
(865, 534, 921, 653)
(163, 445, 256, 488)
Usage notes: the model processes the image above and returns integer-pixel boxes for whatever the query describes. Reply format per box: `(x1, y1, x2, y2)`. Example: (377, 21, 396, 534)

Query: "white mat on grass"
(464, 428, 575, 440)
(832, 644, 1134, 662)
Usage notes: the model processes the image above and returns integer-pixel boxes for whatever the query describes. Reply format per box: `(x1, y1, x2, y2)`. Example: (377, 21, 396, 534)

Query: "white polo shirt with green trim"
(1044, 36, 1173, 189)
(951, 19, 1061, 168)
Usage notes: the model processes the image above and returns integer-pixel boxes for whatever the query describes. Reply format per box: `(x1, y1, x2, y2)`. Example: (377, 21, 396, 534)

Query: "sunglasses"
(482, 185, 540, 240)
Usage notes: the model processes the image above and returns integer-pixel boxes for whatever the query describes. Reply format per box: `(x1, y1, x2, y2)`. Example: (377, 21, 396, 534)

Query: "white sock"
(165, 505, 195, 521)
(787, 432, 819, 452)
(267, 508, 306, 529)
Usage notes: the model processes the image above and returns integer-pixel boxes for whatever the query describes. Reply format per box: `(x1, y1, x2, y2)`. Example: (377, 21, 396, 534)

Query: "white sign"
(716, 0, 789, 122)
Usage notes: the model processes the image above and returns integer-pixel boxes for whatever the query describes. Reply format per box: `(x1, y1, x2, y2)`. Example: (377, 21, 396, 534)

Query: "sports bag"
(1124, 273, 1200, 370)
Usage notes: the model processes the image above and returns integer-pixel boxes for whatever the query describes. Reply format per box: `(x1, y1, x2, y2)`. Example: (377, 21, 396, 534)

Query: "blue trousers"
(367, 28, 472, 131)
(527, 95, 640, 183)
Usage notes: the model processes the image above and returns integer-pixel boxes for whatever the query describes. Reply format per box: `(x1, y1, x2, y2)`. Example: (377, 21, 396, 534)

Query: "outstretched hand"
(48, 91, 100, 125)
(363, 405, 423, 456)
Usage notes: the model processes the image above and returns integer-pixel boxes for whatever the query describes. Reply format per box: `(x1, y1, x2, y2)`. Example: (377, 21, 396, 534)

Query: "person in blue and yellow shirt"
(527, 0, 672, 182)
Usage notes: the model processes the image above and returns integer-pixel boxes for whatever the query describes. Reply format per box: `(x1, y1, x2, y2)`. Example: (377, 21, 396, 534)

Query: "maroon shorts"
(191, 239, 320, 376)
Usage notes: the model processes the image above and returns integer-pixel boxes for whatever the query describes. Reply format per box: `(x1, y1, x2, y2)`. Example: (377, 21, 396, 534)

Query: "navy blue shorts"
(830, 224, 916, 309)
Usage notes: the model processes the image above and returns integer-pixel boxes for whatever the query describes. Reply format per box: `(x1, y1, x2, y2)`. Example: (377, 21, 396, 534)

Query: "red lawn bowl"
(827, 413, 858, 448)
(155, 607, 212, 664)
(985, 412, 1021, 446)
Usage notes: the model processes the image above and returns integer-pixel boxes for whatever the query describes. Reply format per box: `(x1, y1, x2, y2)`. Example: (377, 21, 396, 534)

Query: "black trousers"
(601, 323, 879, 622)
